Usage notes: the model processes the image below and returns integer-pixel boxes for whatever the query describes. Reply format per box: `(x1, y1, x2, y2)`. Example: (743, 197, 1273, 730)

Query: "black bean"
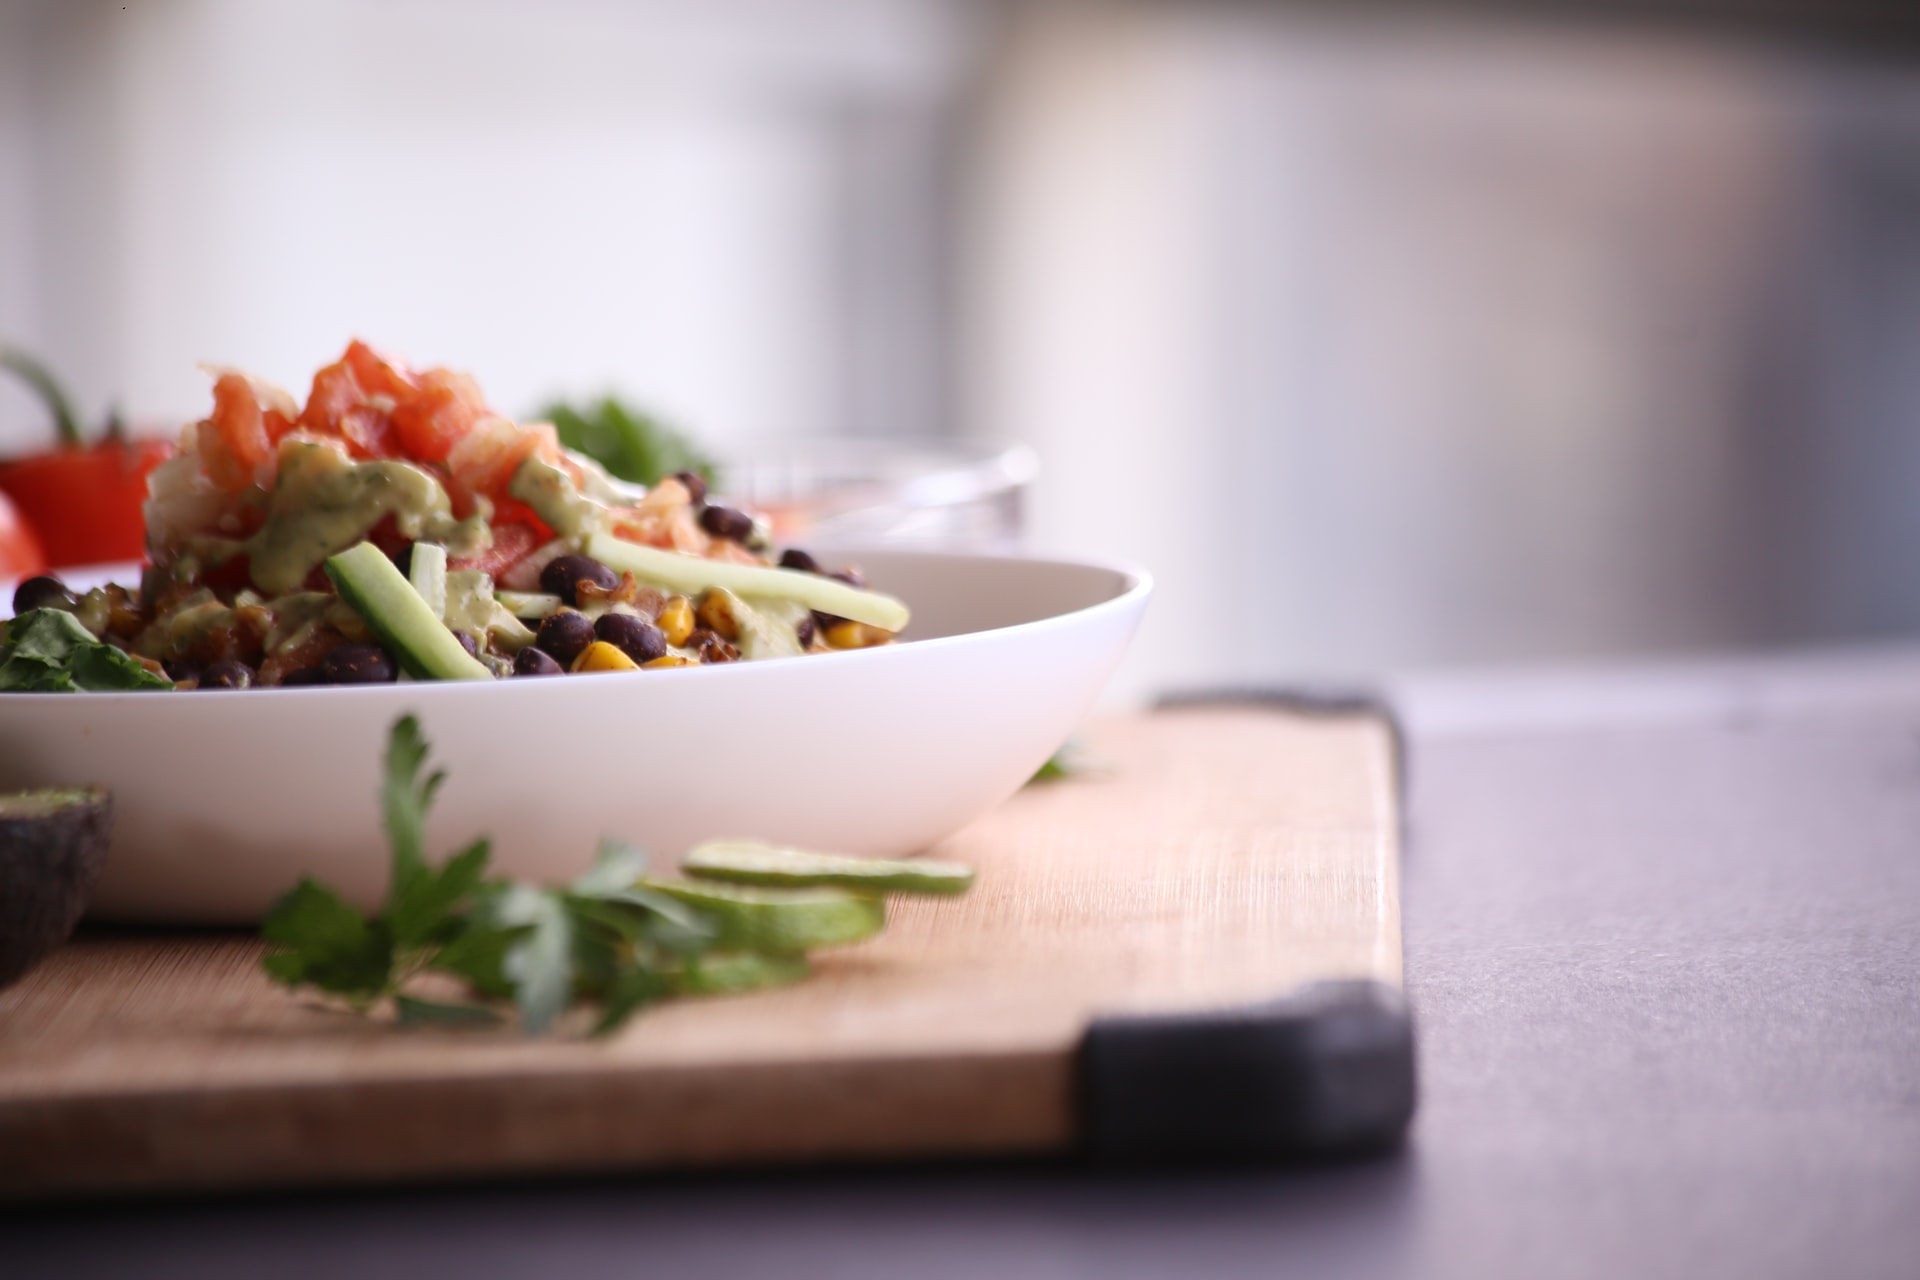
(454, 631, 480, 659)
(595, 611, 667, 664)
(12, 575, 76, 614)
(279, 666, 328, 687)
(198, 659, 256, 690)
(795, 613, 816, 648)
(779, 548, 820, 574)
(673, 469, 709, 506)
(829, 567, 868, 589)
(534, 610, 594, 667)
(812, 609, 844, 633)
(320, 643, 398, 685)
(514, 646, 563, 677)
(540, 554, 619, 606)
(699, 504, 755, 542)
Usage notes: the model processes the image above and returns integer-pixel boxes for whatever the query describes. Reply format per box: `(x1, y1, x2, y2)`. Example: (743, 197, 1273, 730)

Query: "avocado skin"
(0, 788, 112, 989)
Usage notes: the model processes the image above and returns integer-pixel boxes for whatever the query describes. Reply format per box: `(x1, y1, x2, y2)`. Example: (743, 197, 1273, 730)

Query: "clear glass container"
(717, 438, 1037, 550)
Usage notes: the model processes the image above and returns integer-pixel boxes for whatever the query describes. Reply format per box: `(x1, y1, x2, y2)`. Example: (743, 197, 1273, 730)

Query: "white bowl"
(0, 549, 1149, 923)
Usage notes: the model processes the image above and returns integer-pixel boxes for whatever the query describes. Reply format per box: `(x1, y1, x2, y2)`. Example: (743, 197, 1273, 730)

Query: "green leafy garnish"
(537, 396, 720, 488)
(1028, 739, 1089, 784)
(0, 608, 171, 692)
(262, 715, 970, 1036)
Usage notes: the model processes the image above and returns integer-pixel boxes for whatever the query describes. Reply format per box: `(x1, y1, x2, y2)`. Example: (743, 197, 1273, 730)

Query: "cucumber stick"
(324, 541, 493, 681)
(584, 533, 909, 633)
(495, 589, 564, 620)
(683, 840, 975, 896)
(408, 542, 448, 620)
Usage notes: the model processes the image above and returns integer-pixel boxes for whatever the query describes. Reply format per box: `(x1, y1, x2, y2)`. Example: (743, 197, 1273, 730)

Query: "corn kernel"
(695, 588, 742, 641)
(571, 640, 640, 673)
(658, 595, 695, 647)
(825, 620, 892, 650)
(643, 653, 694, 669)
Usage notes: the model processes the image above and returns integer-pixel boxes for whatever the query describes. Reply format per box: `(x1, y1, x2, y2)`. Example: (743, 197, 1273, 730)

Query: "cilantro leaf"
(591, 965, 672, 1037)
(0, 608, 170, 692)
(537, 396, 719, 489)
(395, 995, 502, 1027)
(260, 879, 393, 998)
(570, 838, 649, 897)
(380, 714, 441, 888)
(493, 885, 575, 1036)
(427, 918, 524, 1000)
(389, 837, 491, 949)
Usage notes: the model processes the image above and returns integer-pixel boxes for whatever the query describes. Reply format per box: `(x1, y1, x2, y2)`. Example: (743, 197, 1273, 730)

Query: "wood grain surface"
(0, 706, 1402, 1199)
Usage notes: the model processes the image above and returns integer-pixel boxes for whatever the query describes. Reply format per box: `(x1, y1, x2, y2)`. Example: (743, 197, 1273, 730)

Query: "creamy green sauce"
(735, 596, 810, 662)
(442, 569, 496, 636)
(244, 441, 489, 595)
(508, 456, 608, 540)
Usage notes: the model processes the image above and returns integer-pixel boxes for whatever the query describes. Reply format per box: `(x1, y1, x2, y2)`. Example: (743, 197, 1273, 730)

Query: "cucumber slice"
(323, 541, 493, 681)
(646, 879, 885, 952)
(584, 533, 909, 633)
(673, 951, 810, 996)
(408, 542, 448, 620)
(683, 840, 975, 896)
(495, 589, 564, 620)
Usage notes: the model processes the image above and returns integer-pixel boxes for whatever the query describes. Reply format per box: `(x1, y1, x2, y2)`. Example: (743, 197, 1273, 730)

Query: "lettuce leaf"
(0, 608, 172, 692)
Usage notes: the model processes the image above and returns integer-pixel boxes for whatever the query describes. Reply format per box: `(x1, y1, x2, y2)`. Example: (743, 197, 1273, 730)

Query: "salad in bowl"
(4, 341, 906, 690)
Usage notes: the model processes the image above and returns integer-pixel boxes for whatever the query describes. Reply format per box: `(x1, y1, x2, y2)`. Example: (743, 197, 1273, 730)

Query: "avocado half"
(0, 787, 112, 989)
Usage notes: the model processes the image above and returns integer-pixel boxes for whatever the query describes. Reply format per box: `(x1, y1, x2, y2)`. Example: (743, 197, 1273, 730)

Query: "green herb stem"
(0, 346, 86, 449)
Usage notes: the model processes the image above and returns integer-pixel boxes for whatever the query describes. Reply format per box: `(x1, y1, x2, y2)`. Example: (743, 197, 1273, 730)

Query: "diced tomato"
(201, 553, 255, 595)
(447, 417, 558, 500)
(487, 496, 555, 544)
(365, 514, 411, 559)
(343, 339, 418, 401)
(204, 373, 274, 491)
(300, 359, 364, 435)
(449, 520, 542, 580)
(419, 366, 487, 409)
(445, 472, 481, 521)
(337, 403, 398, 459)
(391, 382, 476, 463)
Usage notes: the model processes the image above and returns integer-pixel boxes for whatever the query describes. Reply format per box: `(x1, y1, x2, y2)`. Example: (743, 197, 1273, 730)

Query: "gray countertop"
(9, 648, 1920, 1278)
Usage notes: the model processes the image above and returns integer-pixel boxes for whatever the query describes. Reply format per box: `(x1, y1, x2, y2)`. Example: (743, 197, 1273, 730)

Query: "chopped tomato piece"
(391, 382, 476, 463)
(343, 339, 418, 400)
(487, 496, 555, 544)
(300, 359, 363, 435)
(364, 514, 411, 559)
(199, 553, 254, 594)
(337, 403, 398, 459)
(449, 520, 541, 579)
(447, 417, 557, 500)
(419, 366, 487, 411)
(203, 373, 274, 491)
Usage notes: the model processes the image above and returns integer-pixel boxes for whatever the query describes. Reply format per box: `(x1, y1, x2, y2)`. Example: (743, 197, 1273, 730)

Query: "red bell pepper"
(0, 348, 173, 569)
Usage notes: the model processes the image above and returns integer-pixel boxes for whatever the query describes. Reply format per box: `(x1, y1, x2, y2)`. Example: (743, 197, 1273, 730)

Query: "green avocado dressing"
(508, 455, 608, 540)
(244, 441, 489, 595)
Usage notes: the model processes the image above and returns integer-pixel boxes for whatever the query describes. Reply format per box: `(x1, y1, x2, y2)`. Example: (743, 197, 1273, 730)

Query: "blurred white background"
(0, 0, 971, 445)
(6, 0, 1920, 699)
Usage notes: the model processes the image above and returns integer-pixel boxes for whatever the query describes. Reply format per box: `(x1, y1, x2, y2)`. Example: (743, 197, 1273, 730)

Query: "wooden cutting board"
(0, 702, 1412, 1200)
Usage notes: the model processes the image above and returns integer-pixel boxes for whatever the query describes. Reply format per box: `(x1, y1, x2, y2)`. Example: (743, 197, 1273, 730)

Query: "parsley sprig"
(261, 715, 931, 1036)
